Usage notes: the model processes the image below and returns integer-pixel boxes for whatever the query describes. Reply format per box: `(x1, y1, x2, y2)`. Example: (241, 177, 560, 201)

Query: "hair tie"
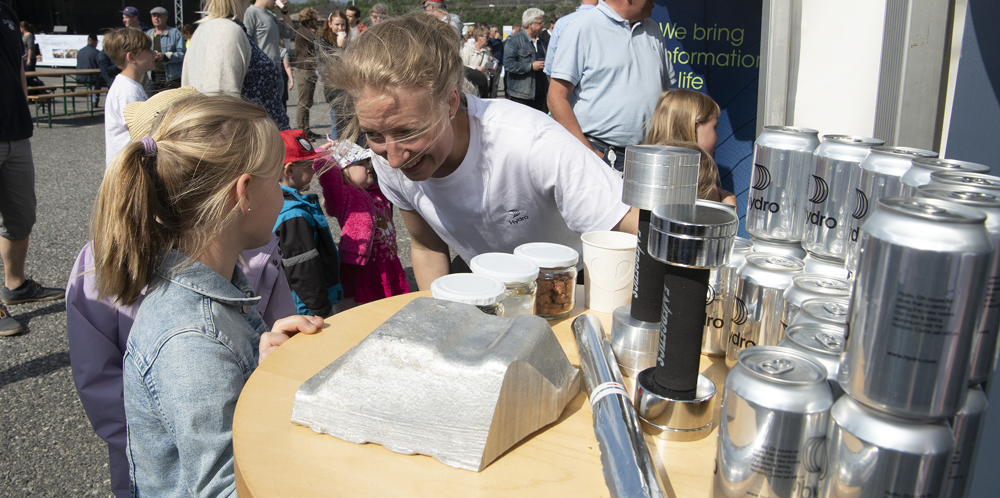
(140, 137, 158, 157)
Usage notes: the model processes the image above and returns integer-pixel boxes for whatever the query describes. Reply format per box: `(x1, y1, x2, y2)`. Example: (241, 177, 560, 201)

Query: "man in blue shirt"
(547, 0, 675, 172)
(503, 8, 548, 112)
(543, 0, 597, 77)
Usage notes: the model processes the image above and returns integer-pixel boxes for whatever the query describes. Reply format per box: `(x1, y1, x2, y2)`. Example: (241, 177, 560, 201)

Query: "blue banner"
(652, 0, 762, 236)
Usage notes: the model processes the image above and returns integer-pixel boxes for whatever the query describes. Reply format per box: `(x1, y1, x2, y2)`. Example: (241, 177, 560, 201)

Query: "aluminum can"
(820, 396, 954, 498)
(802, 135, 884, 260)
(715, 347, 833, 498)
(944, 385, 988, 498)
(844, 146, 938, 276)
(726, 254, 805, 368)
(918, 184, 1000, 385)
(839, 197, 994, 419)
(789, 298, 850, 334)
(782, 274, 852, 330)
(747, 126, 820, 241)
(901, 158, 991, 197)
(751, 236, 806, 259)
(778, 323, 846, 399)
(803, 253, 850, 280)
(704, 237, 753, 357)
(930, 171, 1000, 192)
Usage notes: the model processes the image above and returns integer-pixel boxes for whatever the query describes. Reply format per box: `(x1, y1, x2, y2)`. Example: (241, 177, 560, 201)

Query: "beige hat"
(124, 86, 202, 142)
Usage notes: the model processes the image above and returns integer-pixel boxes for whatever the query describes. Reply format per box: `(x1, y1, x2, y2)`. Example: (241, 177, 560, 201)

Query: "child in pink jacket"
(315, 142, 410, 304)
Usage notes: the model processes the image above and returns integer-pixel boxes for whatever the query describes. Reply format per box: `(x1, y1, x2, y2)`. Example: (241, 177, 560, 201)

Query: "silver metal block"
(291, 297, 581, 472)
(635, 372, 716, 441)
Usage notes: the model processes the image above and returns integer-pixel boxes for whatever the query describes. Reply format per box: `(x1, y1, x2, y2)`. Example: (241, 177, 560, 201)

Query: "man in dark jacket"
(75, 34, 102, 105)
(502, 8, 548, 112)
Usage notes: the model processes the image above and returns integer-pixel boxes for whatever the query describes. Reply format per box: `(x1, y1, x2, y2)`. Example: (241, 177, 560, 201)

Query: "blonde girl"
(325, 14, 637, 290)
(91, 94, 321, 495)
(645, 89, 735, 205)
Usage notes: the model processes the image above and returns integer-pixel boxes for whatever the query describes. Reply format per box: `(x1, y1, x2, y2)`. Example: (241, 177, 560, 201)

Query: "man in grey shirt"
(244, 0, 294, 99)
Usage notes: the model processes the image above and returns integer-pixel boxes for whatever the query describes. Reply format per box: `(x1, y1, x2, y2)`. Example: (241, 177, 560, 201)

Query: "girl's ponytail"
(91, 140, 174, 306)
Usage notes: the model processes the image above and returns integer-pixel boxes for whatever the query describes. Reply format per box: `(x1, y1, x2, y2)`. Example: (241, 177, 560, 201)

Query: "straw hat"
(124, 86, 202, 142)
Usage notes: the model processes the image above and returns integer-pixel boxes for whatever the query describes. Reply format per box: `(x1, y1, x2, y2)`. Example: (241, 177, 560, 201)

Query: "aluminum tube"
(572, 315, 665, 498)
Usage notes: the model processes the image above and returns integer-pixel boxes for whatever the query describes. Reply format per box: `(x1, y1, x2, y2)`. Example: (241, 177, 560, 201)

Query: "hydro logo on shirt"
(507, 209, 529, 225)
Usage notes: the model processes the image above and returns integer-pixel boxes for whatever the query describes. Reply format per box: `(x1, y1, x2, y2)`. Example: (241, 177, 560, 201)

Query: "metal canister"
(930, 171, 1000, 193)
(726, 254, 805, 368)
(747, 126, 820, 241)
(918, 184, 1000, 385)
(944, 385, 988, 498)
(715, 347, 833, 498)
(820, 396, 954, 498)
(803, 253, 850, 280)
(778, 323, 846, 399)
(844, 146, 938, 276)
(751, 236, 806, 259)
(839, 197, 994, 419)
(901, 158, 991, 197)
(704, 237, 753, 357)
(789, 298, 850, 334)
(801, 135, 884, 260)
(782, 274, 852, 330)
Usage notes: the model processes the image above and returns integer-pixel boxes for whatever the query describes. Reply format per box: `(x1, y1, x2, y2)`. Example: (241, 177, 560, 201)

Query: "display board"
(35, 34, 104, 68)
(652, 0, 762, 236)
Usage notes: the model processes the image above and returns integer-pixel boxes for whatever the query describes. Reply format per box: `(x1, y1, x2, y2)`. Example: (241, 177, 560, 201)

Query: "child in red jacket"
(315, 142, 410, 306)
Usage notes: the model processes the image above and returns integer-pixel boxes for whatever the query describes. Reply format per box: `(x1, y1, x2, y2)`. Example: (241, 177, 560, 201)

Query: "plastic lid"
(430, 274, 506, 306)
(513, 242, 579, 268)
(470, 253, 540, 283)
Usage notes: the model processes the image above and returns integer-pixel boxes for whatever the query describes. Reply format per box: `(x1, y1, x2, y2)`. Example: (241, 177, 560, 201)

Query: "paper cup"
(581, 231, 638, 313)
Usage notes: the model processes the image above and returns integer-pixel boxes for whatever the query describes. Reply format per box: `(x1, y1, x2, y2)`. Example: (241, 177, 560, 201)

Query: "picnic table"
(25, 68, 107, 127)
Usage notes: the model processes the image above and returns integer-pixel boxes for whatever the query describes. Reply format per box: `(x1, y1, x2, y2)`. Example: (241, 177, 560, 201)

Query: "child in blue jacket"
(273, 129, 344, 317)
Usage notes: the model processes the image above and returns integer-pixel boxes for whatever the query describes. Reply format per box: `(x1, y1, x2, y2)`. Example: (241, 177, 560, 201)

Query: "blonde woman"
(644, 89, 735, 205)
(181, 0, 289, 129)
(325, 14, 637, 289)
(91, 95, 319, 495)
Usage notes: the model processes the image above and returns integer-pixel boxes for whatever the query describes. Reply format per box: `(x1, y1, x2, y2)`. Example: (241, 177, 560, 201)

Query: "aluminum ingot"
(622, 145, 700, 210)
(291, 297, 581, 472)
(649, 200, 739, 268)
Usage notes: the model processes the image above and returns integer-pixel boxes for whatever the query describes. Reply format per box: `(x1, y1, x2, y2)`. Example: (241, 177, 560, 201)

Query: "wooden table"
(26, 68, 102, 118)
(233, 289, 727, 497)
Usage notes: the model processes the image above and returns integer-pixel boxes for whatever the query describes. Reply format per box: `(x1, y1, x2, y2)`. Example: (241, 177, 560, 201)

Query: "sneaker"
(0, 303, 23, 336)
(2, 278, 65, 305)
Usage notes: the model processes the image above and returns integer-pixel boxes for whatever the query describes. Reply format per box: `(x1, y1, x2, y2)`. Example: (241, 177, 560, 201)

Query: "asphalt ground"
(0, 76, 418, 497)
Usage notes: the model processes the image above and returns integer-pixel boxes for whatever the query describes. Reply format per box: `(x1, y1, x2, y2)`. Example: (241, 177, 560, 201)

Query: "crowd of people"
(3, 0, 736, 496)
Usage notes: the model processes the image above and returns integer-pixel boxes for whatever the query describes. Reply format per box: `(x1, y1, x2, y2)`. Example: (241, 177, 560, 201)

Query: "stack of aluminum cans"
(825, 197, 994, 498)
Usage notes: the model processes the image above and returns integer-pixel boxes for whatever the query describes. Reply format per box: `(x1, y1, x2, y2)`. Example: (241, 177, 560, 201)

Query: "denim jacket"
(123, 250, 266, 497)
(145, 26, 186, 81)
(502, 29, 546, 100)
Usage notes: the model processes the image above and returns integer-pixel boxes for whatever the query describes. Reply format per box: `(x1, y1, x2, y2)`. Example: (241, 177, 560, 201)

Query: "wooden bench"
(29, 88, 109, 128)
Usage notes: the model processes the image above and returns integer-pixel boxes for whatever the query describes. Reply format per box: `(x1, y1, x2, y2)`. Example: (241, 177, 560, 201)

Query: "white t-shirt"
(105, 74, 147, 166)
(374, 94, 631, 265)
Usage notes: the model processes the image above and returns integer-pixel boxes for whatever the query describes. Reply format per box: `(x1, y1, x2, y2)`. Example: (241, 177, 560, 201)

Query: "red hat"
(280, 130, 324, 163)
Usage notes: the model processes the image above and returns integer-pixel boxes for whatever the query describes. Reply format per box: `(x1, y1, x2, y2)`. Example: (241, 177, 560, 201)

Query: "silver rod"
(572, 315, 665, 498)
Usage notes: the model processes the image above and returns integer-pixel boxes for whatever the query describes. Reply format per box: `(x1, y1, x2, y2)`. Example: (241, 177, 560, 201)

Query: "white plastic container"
(513, 243, 579, 320)
(469, 253, 539, 317)
(430, 274, 507, 316)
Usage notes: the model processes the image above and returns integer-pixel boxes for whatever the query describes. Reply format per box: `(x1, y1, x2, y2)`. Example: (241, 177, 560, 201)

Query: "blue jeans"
(586, 137, 626, 174)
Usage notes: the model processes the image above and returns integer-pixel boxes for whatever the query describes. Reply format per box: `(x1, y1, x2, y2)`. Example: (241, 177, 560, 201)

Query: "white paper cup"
(581, 231, 638, 313)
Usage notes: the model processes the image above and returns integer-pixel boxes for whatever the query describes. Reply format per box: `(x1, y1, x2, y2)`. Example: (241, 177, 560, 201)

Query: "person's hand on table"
(259, 315, 324, 363)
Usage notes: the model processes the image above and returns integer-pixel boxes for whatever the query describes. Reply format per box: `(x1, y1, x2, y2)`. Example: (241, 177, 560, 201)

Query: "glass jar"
(513, 243, 579, 320)
(470, 253, 540, 317)
(429, 273, 506, 316)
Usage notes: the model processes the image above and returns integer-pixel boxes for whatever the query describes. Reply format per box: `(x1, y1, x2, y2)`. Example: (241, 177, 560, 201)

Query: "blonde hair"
(644, 89, 720, 146)
(91, 95, 283, 305)
(199, 0, 247, 22)
(652, 139, 721, 200)
(324, 13, 464, 143)
(102, 28, 152, 68)
(299, 7, 318, 24)
(467, 26, 487, 41)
